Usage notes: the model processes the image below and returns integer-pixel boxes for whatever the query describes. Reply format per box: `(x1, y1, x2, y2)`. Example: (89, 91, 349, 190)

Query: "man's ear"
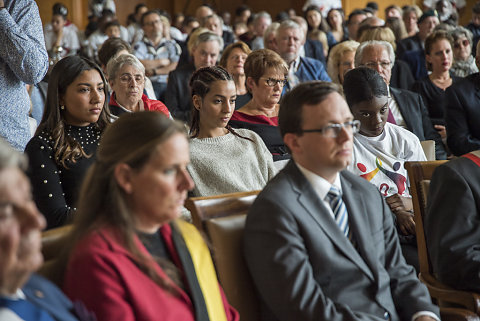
(114, 163, 134, 194)
(283, 133, 301, 155)
(192, 95, 202, 110)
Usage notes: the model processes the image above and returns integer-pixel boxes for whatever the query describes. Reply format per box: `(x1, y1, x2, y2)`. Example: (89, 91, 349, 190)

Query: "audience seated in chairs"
(344, 67, 426, 270)
(60, 112, 239, 321)
(0, 137, 94, 321)
(229, 49, 290, 162)
(25, 56, 111, 230)
(188, 66, 276, 197)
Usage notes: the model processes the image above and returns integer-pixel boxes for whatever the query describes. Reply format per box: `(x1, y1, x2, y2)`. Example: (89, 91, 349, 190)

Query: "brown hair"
(243, 49, 288, 91)
(36, 56, 111, 168)
(219, 41, 252, 68)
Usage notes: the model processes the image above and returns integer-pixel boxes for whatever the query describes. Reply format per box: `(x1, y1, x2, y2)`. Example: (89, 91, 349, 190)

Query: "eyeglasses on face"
(301, 120, 361, 137)
(261, 77, 288, 87)
(361, 61, 392, 70)
(454, 39, 470, 49)
(119, 74, 145, 85)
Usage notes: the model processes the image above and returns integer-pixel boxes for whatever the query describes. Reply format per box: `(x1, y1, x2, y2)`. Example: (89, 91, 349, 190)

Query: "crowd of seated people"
(3, 0, 480, 320)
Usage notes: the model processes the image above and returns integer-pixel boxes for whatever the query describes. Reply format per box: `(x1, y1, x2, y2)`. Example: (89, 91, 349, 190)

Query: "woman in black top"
(411, 30, 460, 140)
(25, 56, 111, 229)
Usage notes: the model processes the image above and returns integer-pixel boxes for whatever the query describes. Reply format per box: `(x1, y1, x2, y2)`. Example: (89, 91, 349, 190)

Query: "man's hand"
(395, 211, 416, 236)
(434, 124, 446, 139)
(386, 194, 413, 213)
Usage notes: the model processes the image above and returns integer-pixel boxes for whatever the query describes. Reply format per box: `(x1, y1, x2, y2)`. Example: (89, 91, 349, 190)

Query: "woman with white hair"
(107, 53, 171, 117)
(449, 26, 478, 77)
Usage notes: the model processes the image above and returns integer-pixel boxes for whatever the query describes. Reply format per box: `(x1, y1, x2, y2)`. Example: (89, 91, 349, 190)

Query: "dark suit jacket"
(390, 87, 447, 159)
(390, 59, 414, 91)
(164, 63, 196, 123)
(397, 34, 422, 59)
(244, 161, 439, 321)
(425, 154, 480, 292)
(445, 73, 480, 156)
(0, 274, 93, 321)
(303, 39, 326, 65)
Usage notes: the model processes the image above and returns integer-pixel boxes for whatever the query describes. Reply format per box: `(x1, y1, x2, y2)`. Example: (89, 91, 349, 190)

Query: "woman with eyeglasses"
(188, 66, 276, 197)
(229, 49, 290, 163)
(411, 30, 461, 140)
(344, 68, 426, 246)
(25, 56, 112, 229)
(106, 53, 171, 118)
(449, 26, 478, 77)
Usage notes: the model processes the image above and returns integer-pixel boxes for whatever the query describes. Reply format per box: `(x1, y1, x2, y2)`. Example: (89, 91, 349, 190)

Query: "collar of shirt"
(0, 289, 25, 301)
(296, 162, 342, 200)
(289, 56, 301, 73)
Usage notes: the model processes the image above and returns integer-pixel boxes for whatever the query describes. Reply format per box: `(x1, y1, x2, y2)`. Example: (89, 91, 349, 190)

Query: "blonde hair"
(327, 40, 360, 84)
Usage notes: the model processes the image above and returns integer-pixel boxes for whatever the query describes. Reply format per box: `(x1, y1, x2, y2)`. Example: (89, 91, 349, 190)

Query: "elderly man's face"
(0, 167, 45, 293)
(275, 27, 303, 64)
(359, 45, 392, 85)
(205, 16, 223, 36)
(143, 13, 163, 40)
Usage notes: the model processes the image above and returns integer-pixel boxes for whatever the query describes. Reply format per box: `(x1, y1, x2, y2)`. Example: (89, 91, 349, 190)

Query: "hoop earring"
(60, 105, 65, 110)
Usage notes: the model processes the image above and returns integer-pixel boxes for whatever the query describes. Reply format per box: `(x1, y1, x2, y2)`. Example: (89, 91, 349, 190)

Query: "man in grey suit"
(243, 81, 440, 321)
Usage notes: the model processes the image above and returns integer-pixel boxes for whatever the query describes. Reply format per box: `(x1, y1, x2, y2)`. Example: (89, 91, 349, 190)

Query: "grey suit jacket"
(243, 160, 439, 321)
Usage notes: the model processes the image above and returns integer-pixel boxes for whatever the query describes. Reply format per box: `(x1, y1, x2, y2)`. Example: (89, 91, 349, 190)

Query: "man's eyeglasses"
(261, 77, 288, 87)
(454, 39, 470, 49)
(301, 120, 361, 138)
(119, 74, 145, 85)
(361, 61, 392, 70)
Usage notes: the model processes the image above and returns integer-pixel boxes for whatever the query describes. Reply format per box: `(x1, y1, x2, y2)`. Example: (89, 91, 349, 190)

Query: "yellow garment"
(175, 220, 228, 321)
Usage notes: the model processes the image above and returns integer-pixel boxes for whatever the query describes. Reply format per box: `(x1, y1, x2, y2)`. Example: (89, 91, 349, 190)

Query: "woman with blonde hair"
(25, 56, 111, 229)
(326, 40, 359, 84)
(219, 41, 252, 108)
(62, 112, 239, 321)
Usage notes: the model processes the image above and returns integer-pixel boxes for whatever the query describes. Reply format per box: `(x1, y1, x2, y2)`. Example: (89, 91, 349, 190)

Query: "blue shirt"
(0, 0, 48, 150)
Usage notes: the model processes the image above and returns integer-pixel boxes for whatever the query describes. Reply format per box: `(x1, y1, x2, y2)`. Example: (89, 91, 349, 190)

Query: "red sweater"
(109, 93, 171, 118)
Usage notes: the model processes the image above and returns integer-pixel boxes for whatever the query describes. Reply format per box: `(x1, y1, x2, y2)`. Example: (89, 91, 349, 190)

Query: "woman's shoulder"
(25, 131, 55, 153)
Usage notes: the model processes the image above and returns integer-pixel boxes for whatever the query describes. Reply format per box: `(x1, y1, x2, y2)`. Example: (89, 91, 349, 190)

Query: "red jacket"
(63, 224, 239, 321)
(109, 93, 171, 118)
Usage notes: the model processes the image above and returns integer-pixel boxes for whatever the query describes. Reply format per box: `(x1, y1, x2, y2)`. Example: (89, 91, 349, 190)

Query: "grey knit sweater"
(188, 128, 277, 197)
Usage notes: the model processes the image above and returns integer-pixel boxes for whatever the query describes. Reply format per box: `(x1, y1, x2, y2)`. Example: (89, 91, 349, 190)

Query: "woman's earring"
(60, 105, 65, 110)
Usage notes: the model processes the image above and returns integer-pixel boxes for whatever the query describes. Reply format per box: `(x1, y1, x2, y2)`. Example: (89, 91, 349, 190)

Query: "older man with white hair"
(274, 20, 330, 90)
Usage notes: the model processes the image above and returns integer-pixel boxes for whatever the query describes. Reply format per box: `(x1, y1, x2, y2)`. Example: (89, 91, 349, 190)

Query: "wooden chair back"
(184, 191, 261, 321)
(406, 161, 480, 318)
(38, 225, 72, 286)
(185, 190, 260, 233)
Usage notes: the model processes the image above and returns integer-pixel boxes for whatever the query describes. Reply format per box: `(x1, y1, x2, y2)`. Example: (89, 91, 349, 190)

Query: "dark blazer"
(397, 34, 422, 59)
(244, 161, 439, 321)
(425, 154, 480, 292)
(0, 274, 94, 321)
(445, 73, 480, 156)
(390, 59, 414, 91)
(164, 63, 196, 123)
(303, 39, 326, 65)
(390, 87, 447, 159)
